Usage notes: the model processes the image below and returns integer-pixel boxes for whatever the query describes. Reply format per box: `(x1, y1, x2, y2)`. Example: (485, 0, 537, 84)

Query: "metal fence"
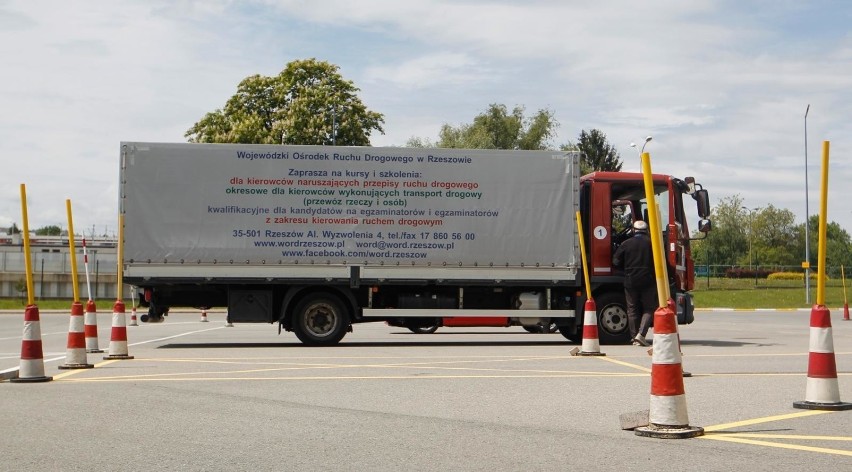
(0, 251, 120, 299)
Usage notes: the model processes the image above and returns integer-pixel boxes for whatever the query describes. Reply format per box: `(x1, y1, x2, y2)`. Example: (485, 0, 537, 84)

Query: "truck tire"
(291, 293, 349, 346)
(595, 292, 631, 345)
(408, 325, 439, 334)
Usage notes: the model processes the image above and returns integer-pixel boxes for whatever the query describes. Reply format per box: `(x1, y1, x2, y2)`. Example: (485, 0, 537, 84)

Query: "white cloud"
(2, 0, 852, 236)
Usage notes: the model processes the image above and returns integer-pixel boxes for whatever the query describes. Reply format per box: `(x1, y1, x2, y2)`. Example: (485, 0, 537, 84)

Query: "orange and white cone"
(10, 305, 53, 383)
(84, 300, 103, 353)
(573, 298, 605, 356)
(103, 300, 134, 360)
(200, 309, 209, 322)
(129, 306, 138, 326)
(58, 301, 94, 370)
(635, 302, 703, 438)
(793, 305, 852, 410)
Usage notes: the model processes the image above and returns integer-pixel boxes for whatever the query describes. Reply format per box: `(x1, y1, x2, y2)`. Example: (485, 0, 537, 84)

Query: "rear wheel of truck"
(408, 325, 439, 334)
(292, 293, 349, 346)
(595, 292, 631, 345)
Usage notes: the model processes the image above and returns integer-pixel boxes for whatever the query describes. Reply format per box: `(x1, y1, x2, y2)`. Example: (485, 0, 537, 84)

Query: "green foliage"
(185, 58, 384, 146)
(426, 104, 557, 150)
(34, 225, 61, 236)
(7, 223, 21, 234)
(767, 272, 820, 281)
(574, 129, 623, 172)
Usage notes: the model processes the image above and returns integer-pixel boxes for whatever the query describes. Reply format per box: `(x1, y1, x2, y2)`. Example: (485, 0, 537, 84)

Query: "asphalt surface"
(0, 307, 850, 471)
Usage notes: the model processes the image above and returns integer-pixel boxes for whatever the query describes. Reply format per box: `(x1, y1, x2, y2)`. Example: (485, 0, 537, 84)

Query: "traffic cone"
(129, 306, 138, 326)
(58, 301, 93, 370)
(843, 303, 849, 321)
(200, 309, 209, 322)
(634, 302, 703, 438)
(84, 300, 103, 353)
(103, 300, 134, 360)
(10, 304, 53, 383)
(793, 305, 852, 410)
(573, 298, 605, 356)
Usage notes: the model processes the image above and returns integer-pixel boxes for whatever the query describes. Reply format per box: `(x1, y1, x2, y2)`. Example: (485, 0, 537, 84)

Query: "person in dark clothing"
(612, 220, 657, 346)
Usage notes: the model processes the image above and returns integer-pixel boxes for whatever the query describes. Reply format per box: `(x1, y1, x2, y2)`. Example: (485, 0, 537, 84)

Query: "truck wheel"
(595, 292, 631, 345)
(292, 293, 349, 346)
(408, 325, 439, 334)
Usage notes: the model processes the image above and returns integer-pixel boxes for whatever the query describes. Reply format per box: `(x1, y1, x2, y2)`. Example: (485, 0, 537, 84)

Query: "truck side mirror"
(694, 189, 710, 218)
(698, 219, 712, 233)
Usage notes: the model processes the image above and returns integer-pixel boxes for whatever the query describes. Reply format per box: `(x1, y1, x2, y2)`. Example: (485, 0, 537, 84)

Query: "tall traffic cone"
(10, 305, 53, 383)
(200, 309, 209, 322)
(103, 300, 134, 360)
(573, 298, 605, 356)
(843, 303, 850, 322)
(634, 303, 703, 438)
(58, 301, 93, 370)
(84, 299, 103, 353)
(793, 305, 852, 410)
(129, 306, 138, 326)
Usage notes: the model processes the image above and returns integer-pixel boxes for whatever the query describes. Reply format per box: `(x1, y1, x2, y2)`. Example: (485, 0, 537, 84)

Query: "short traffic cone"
(103, 300, 134, 360)
(793, 305, 852, 410)
(634, 302, 703, 438)
(84, 300, 103, 353)
(129, 306, 138, 326)
(200, 309, 209, 322)
(10, 305, 53, 383)
(573, 298, 605, 356)
(58, 301, 93, 370)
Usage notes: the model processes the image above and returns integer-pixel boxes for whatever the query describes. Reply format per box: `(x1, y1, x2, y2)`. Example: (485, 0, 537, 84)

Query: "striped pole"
(58, 301, 94, 369)
(793, 305, 851, 410)
(10, 305, 53, 383)
(103, 300, 134, 360)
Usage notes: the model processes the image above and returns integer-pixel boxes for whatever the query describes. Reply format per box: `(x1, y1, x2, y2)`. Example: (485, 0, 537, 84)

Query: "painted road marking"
(702, 410, 851, 456)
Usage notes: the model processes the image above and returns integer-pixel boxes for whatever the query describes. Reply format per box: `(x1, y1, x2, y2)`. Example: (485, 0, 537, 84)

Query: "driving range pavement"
(0, 306, 850, 471)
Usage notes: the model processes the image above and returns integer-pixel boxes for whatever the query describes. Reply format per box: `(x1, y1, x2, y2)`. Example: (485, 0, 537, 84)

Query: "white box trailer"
(120, 142, 709, 345)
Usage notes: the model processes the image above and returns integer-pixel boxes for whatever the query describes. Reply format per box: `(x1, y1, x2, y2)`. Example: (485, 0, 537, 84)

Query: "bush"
(725, 267, 773, 279)
(767, 272, 825, 281)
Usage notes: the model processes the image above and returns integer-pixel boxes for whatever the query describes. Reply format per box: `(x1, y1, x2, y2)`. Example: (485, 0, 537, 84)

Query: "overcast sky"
(2, 0, 851, 238)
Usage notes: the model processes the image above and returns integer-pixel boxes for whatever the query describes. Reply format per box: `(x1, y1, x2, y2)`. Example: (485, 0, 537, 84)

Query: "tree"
(575, 129, 623, 173)
(35, 225, 61, 236)
(691, 195, 747, 267)
(7, 223, 21, 234)
(185, 58, 384, 145)
(408, 104, 558, 150)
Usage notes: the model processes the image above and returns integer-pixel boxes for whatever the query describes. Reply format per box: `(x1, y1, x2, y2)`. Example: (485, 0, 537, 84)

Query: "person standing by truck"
(612, 220, 656, 346)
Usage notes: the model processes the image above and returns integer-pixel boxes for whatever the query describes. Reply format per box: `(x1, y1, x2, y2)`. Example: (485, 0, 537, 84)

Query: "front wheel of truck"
(595, 292, 631, 345)
(291, 293, 350, 346)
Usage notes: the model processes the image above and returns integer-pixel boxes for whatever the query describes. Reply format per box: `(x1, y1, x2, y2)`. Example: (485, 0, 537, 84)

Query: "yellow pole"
(66, 200, 80, 303)
(816, 141, 829, 306)
(117, 213, 124, 301)
(842, 265, 848, 305)
(641, 152, 670, 306)
(20, 184, 35, 306)
(575, 211, 592, 299)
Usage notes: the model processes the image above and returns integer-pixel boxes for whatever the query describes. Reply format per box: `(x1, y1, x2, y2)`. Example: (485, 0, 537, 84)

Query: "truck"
(121, 142, 711, 345)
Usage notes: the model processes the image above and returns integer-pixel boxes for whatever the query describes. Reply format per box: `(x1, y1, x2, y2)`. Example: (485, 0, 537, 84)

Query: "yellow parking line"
(596, 356, 651, 373)
(703, 435, 852, 457)
(703, 410, 831, 431)
(51, 359, 119, 380)
(722, 433, 852, 441)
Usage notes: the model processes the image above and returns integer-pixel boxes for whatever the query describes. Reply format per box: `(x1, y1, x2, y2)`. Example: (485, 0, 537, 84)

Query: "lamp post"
(804, 104, 811, 304)
(742, 206, 759, 286)
(630, 136, 653, 155)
